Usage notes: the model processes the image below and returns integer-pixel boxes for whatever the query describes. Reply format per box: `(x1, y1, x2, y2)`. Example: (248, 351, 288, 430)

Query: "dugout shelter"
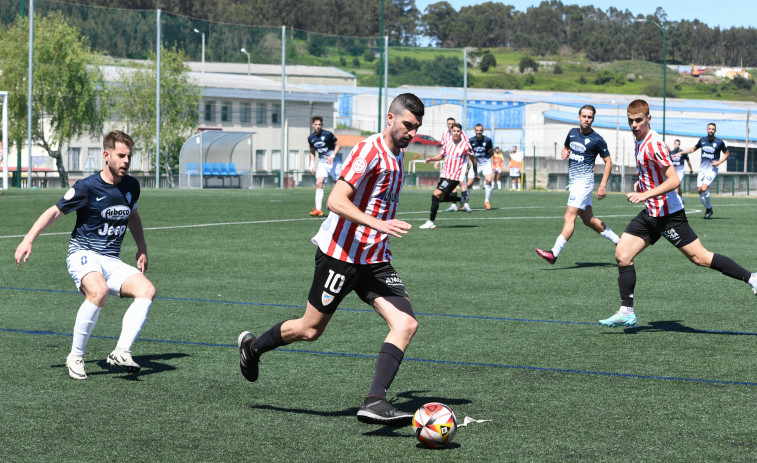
(179, 131, 255, 188)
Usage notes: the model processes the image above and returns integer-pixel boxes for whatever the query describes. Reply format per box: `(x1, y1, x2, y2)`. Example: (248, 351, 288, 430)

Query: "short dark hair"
(451, 123, 463, 130)
(389, 93, 425, 119)
(579, 104, 596, 116)
(674, 139, 681, 143)
(312, 116, 323, 124)
(475, 123, 483, 129)
(447, 117, 456, 123)
(104, 130, 133, 151)
(708, 122, 717, 129)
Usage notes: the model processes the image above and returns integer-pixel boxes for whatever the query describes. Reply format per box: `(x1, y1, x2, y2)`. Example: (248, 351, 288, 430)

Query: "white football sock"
(485, 184, 492, 202)
(496, 181, 501, 190)
(551, 235, 568, 257)
(71, 300, 101, 356)
(619, 306, 635, 315)
(700, 190, 712, 209)
(600, 227, 620, 245)
(748, 273, 757, 289)
(117, 298, 152, 351)
(315, 188, 324, 211)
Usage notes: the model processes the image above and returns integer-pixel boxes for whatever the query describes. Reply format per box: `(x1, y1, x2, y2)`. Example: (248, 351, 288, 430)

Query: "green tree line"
(1, 0, 756, 66)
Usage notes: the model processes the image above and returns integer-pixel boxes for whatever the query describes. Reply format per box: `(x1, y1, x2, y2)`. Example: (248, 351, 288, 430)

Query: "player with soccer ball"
(238, 94, 425, 426)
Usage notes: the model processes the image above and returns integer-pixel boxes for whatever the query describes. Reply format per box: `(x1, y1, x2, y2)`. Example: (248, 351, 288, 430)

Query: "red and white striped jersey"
(634, 129, 683, 217)
(311, 133, 404, 264)
(440, 128, 469, 147)
(439, 136, 473, 180)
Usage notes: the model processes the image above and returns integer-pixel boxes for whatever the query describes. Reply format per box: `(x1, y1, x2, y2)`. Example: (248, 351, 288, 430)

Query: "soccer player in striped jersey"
(420, 123, 476, 229)
(677, 123, 729, 219)
(14, 131, 156, 379)
(238, 93, 424, 426)
(536, 105, 619, 265)
(308, 116, 342, 217)
(599, 100, 757, 327)
(440, 117, 472, 212)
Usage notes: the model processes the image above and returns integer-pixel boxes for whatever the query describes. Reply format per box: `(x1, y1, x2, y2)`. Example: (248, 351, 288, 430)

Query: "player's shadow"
(603, 320, 757, 336)
(53, 352, 188, 381)
(544, 261, 616, 271)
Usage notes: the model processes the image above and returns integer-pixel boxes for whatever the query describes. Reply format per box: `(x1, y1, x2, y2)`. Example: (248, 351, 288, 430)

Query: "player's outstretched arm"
(327, 180, 411, 238)
(128, 210, 148, 273)
(14, 205, 63, 265)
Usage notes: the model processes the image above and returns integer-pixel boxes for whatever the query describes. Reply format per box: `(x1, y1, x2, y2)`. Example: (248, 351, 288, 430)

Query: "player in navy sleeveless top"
(15, 131, 156, 380)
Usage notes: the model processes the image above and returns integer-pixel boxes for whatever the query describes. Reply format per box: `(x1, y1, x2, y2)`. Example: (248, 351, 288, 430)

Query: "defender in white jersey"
(15, 131, 156, 380)
(599, 100, 757, 327)
(535, 105, 619, 265)
(238, 93, 424, 427)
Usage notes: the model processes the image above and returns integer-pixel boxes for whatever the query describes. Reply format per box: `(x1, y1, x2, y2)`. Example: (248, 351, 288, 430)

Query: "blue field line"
(5, 285, 757, 335)
(3, 326, 757, 387)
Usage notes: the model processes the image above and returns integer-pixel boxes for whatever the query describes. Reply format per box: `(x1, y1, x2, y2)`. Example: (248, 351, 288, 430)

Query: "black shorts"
(308, 249, 409, 314)
(435, 178, 460, 198)
(624, 209, 698, 248)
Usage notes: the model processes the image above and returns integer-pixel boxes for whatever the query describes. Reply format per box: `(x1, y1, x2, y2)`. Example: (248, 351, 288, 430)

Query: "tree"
(112, 47, 201, 187)
(480, 52, 496, 72)
(519, 56, 539, 73)
(0, 12, 108, 186)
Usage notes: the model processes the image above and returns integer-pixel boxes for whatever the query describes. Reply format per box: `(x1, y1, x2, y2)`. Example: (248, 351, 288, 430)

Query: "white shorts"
(567, 182, 594, 210)
(457, 165, 469, 182)
(476, 163, 493, 177)
(509, 168, 521, 178)
(315, 158, 342, 182)
(697, 165, 717, 187)
(675, 166, 685, 183)
(66, 250, 141, 296)
(494, 167, 502, 173)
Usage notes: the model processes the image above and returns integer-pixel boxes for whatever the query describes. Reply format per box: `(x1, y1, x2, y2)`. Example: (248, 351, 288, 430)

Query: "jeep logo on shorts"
(101, 205, 131, 220)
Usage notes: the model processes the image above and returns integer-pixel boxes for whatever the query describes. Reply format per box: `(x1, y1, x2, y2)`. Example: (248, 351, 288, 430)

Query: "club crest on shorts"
(321, 291, 335, 306)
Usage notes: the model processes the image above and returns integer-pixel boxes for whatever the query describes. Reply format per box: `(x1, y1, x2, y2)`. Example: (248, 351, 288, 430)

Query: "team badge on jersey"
(352, 158, 367, 174)
(321, 292, 335, 306)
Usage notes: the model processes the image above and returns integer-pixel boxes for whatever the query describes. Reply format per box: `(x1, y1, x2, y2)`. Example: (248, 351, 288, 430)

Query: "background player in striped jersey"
(677, 123, 729, 219)
(308, 116, 342, 217)
(466, 123, 495, 209)
(599, 100, 757, 327)
(440, 117, 472, 212)
(669, 138, 693, 200)
(238, 93, 424, 426)
(420, 123, 476, 229)
(15, 130, 156, 379)
(536, 105, 619, 265)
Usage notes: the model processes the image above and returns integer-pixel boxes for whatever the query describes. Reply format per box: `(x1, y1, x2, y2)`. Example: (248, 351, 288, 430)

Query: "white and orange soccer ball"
(412, 402, 457, 448)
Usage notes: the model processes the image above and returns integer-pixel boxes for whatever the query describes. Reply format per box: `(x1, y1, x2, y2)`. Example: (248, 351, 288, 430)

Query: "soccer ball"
(412, 402, 457, 448)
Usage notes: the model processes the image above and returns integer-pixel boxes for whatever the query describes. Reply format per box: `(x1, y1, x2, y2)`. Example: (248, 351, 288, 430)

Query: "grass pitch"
(2, 187, 757, 462)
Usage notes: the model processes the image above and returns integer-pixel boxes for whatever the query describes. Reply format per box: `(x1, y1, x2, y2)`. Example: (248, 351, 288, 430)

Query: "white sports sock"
(600, 227, 620, 245)
(117, 298, 152, 351)
(700, 191, 712, 209)
(551, 235, 568, 257)
(485, 184, 492, 202)
(315, 188, 324, 211)
(71, 300, 101, 356)
(619, 306, 635, 315)
(748, 273, 757, 289)
(496, 181, 501, 190)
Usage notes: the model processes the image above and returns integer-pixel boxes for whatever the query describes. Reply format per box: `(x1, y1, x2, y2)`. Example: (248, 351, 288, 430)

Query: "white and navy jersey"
(470, 135, 494, 166)
(695, 137, 728, 169)
(669, 148, 690, 168)
(308, 130, 339, 161)
(564, 128, 610, 184)
(56, 173, 140, 258)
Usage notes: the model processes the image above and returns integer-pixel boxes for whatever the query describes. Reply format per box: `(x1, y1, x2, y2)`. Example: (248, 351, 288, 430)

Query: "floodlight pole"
(193, 28, 205, 74)
(155, 9, 161, 188)
(26, 0, 33, 188)
(638, 18, 666, 141)
(241, 48, 250, 75)
(377, 0, 384, 130)
(280, 25, 286, 189)
(1, 92, 8, 190)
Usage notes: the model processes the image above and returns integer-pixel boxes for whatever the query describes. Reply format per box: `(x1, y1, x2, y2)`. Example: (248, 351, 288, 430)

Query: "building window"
(271, 104, 280, 124)
(131, 149, 142, 171)
(68, 147, 80, 170)
(221, 101, 231, 122)
(288, 150, 299, 171)
(256, 103, 266, 124)
(271, 150, 281, 171)
(240, 102, 251, 123)
(204, 101, 215, 122)
(255, 149, 266, 171)
(84, 147, 100, 173)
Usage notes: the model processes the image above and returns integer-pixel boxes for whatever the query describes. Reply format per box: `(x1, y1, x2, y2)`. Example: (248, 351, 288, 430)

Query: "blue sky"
(413, 0, 755, 30)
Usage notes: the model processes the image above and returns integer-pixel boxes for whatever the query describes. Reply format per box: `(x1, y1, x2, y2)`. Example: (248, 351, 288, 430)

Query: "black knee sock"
(710, 253, 752, 282)
(462, 190, 469, 203)
(430, 196, 440, 221)
(367, 343, 404, 398)
(446, 194, 460, 203)
(251, 321, 288, 355)
(618, 265, 636, 308)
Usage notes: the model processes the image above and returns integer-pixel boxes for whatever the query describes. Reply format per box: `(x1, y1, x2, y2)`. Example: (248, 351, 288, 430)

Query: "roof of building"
(186, 61, 356, 79)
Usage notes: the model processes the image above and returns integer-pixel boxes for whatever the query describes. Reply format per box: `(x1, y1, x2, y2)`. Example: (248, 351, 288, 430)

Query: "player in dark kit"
(467, 123, 495, 209)
(238, 93, 425, 427)
(308, 116, 342, 217)
(15, 130, 156, 379)
(678, 123, 729, 219)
